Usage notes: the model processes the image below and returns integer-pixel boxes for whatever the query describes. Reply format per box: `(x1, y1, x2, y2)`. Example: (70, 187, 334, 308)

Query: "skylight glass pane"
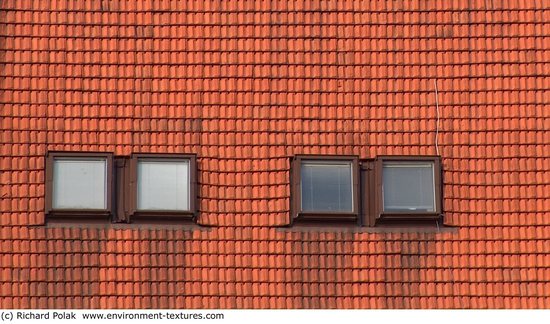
(137, 160, 190, 211)
(382, 162, 435, 212)
(53, 159, 107, 209)
(301, 162, 353, 212)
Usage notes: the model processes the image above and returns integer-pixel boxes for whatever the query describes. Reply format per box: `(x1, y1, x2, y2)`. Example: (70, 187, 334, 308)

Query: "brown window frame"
(291, 155, 360, 224)
(374, 156, 442, 223)
(126, 153, 198, 222)
(45, 152, 114, 221)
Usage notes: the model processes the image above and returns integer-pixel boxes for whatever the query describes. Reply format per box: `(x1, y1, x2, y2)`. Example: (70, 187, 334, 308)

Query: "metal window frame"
(45, 151, 114, 222)
(374, 156, 443, 222)
(127, 153, 198, 222)
(291, 155, 360, 224)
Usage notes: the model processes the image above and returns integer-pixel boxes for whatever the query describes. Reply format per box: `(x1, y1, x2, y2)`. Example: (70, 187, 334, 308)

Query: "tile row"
(2, 295, 550, 309)
(3, 267, 550, 283)
(5, 64, 550, 80)
(1, 223, 550, 239)
(5, 50, 550, 66)
(5, 296, 550, 309)
(3, 93, 550, 107)
(2, 255, 550, 272)
(3, 105, 548, 119)
(2, 281, 550, 297)
(4, 1, 546, 14)
(3, 239, 550, 257)
(4, 78, 550, 94)
(3, 122, 550, 138)
(2, 136, 548, 154)
(5, 25, 550, 40)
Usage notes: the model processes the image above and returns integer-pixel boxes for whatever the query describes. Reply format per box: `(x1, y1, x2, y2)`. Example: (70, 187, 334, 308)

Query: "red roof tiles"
(1, 0, 550, 308)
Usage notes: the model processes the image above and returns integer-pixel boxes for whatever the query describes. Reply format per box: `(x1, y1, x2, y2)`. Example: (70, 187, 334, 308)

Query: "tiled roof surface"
(1, 0, 550, 308)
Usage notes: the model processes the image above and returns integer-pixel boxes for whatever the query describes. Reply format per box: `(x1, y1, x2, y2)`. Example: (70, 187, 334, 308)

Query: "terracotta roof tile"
(1, 0, 550, 308)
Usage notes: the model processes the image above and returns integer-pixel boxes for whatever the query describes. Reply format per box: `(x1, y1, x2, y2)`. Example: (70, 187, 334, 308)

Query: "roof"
(1, 0, 550, 308)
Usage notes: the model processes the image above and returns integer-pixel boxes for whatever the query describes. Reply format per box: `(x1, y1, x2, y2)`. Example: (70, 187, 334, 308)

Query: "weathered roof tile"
(1, 0, 550, 308)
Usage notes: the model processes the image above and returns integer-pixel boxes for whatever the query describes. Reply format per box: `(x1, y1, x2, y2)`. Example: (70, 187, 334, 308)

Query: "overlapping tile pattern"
(1, 0, 549, 308)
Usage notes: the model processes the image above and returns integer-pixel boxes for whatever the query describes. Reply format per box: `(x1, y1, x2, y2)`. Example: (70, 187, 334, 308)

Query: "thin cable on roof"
(434, 79, 441, 156)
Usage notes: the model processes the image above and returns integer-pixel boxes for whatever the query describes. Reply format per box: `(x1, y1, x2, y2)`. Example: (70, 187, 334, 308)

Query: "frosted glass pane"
(301, 162, 353, 212)
(383, 162, 435, 212)
(137, 160, 190, 210)
(53, 159, 107, 209)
